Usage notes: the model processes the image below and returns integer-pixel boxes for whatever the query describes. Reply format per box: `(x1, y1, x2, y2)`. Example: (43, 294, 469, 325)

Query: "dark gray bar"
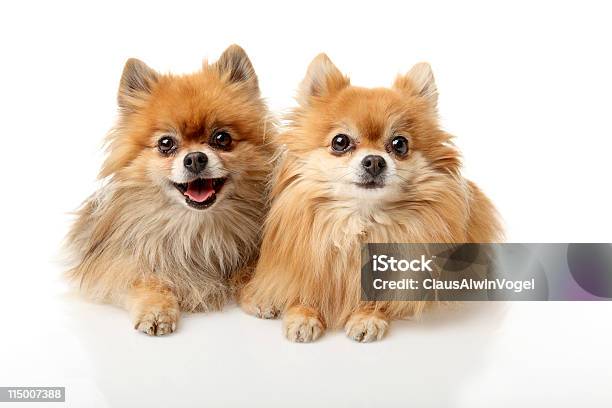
(0, 387, 65, 402)
(361, 243, 612, 301)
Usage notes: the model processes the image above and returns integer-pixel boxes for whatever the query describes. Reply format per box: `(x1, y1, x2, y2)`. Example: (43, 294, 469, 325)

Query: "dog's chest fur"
(67, 181, 264, 312)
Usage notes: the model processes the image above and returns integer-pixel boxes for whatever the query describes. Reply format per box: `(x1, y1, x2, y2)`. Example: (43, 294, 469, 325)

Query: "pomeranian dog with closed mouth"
(65, 45, 273, 335)
(240, 54, 503, 342)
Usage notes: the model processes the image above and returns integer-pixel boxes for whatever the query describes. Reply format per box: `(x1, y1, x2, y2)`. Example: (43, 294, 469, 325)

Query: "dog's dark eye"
(158, 136, 177, 154)
(391, 136, 409, 157)
(211, 131, 232, 149)
(331, 134, 352, 153)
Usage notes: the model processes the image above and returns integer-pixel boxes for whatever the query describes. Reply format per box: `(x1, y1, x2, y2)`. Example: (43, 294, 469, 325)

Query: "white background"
(1, 1, 611, 407)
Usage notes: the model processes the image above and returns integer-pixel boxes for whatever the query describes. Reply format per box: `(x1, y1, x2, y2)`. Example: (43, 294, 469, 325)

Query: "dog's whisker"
(395, 175, 411, 184)
(333, 171, 356, 182)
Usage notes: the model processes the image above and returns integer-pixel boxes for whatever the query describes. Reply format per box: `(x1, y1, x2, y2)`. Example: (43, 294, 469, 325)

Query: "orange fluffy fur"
(241, 54, 503, 342)
(65, 45, 273, 335)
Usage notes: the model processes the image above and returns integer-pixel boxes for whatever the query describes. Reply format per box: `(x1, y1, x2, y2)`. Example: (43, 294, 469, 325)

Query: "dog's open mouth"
(355, 180, 385, 189)
(173, 178, 227, 209)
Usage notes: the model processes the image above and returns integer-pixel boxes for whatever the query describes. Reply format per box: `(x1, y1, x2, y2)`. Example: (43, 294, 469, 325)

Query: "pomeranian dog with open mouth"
(65, 45, 273, 335)
(240, 54, 503, 342)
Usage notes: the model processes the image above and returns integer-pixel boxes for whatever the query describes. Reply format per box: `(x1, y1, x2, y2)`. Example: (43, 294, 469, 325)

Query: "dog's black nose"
(361, 155, 386, 177)
(183, 152, 208, 174)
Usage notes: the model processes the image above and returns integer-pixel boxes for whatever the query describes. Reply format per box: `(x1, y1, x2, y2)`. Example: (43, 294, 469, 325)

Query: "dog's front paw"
(239, 291, 281, 319)
(241, 301, 281, 319)
(345, 312, 389, 343)
(283, 306, 324, 343)
(256, 305, 281, 319)
(134, 309, 178, 336)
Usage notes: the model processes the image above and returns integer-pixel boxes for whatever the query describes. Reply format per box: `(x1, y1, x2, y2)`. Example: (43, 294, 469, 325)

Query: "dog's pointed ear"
(394, 62, 438, 110)
(118, 58, 158, 111)
(215, 44, 259, 94)
(298, 53, 349, 106)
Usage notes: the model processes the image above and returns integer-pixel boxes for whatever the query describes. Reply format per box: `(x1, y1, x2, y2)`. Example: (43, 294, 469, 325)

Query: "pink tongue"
(185, 180, 214, 202)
